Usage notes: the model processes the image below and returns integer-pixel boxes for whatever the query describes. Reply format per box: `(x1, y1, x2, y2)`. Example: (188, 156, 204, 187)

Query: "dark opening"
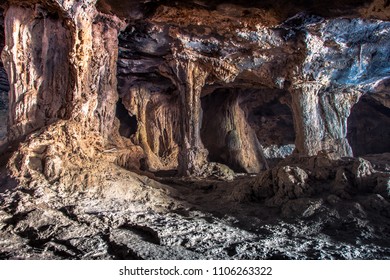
(248, 97, 295, 145)
(245, 92, 295, 167)
(116, 99, 138, 139)
(0, 66, 8, 141)
(201, 89, 246, 172)
(201, 88, 295, 172)
(347, 95, 390, 156)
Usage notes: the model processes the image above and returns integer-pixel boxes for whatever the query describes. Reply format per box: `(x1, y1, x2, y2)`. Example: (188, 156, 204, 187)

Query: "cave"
(116, 99, 138, 139)
(347, 94, 390, 156)
(201, 88, 295, 172)
(201, 89, 248, 173)
(1, 0, 390, 261)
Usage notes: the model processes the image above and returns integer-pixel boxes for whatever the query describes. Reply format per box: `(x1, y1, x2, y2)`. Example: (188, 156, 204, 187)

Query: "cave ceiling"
(95, 0, 386, 21)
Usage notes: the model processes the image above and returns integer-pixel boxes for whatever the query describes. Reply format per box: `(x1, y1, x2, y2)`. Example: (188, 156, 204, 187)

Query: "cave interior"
(0, 0, 390, 261)
(1, 1, 390, 175)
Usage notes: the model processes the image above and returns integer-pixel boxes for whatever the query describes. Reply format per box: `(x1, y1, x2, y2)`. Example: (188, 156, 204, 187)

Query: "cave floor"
(0, 162, 389, 260)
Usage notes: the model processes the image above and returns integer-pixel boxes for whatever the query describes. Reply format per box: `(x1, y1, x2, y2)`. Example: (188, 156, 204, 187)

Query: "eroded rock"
(0, 0, 389, 260)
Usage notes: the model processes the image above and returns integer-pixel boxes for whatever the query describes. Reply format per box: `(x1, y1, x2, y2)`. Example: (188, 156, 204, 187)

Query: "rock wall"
(291, 16, 390, 156)
(0, 8, 9, 140)
(201, 89, 270, 173)
(0, 0, 126, 184)
(2, 5, 73, 140)
(0, 0, 389, 182)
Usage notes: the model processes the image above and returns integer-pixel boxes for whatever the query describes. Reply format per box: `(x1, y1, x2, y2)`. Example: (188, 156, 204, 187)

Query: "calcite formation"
(0, 0, 389, 260)
(1, 0, 389, 178)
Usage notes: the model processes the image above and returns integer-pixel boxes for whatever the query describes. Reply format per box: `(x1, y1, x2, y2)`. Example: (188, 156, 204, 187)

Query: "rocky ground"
(0, 153, 389, 260)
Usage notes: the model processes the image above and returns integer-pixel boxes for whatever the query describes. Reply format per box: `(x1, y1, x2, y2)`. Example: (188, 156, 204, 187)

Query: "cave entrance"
(0, 12, 9, 142)
(201, 88, 295, 173)
(116, 99, 138, 139)
(347, 94, 390, 156)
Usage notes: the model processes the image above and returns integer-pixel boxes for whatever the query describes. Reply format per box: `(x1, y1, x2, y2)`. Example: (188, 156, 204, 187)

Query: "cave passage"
(201, 89, 246, 172)
(246, 92, 295, 167)
(347, 95, 390, 156)
(116, 99, 138, 139)
(201, 88, 295, 172)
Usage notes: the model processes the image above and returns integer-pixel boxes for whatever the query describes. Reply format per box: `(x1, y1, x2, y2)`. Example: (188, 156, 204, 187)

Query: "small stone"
(28, 157, 43, 173)
(326, 194, 341, 205)
(352, 158, 375, 191)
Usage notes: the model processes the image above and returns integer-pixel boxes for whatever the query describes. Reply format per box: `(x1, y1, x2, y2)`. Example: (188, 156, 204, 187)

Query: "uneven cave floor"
(0, 154, 389, 260)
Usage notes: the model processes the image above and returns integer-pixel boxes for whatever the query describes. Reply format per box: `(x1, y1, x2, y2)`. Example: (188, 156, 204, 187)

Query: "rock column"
(171, 59, 209, 176)
(291, 84, 359, 157)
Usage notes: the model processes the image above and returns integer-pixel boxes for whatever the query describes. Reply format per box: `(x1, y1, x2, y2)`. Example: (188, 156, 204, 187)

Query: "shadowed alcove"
(347, 94, 390, 156)
(116, 98, 138, 139)
(201, 88, 295, 172)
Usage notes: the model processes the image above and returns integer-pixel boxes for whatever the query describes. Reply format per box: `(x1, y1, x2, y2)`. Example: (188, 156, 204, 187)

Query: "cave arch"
(245, 91, 295, 167)
(347, 94, 390, 156)
(201, 88, 295, 172)
(115, 22, 180, 172)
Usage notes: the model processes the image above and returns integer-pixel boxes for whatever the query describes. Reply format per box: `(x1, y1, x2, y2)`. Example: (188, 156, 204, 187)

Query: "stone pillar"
(291, 84, 359, 157)
(123, 85, 164, 171)
(92, 17, 123, 142)
(171, 60, 209, 176)
(2, 1, 125, 182)
(1, 1, 124, 143)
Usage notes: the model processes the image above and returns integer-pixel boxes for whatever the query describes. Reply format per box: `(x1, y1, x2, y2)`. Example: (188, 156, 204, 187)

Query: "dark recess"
(116, 99, 138, 139)
(201, 88, 295, 172)
(249, 98, 295, 147)
(347, 95, 390, 156)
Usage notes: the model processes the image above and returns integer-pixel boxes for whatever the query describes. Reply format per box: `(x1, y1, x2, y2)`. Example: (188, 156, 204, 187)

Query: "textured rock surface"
(2, 0, 390, 176)
(0, 0, 390, 259)
(1, 158, 390, 260)
(2, 5, 73, 140)
(0, 8, 8, 141)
